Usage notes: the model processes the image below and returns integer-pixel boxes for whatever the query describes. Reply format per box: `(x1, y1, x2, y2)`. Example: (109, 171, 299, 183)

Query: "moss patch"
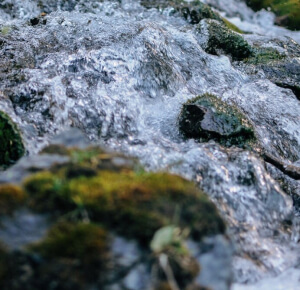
(179, 93, 256, 148)
(0, 111, 25, 168)
(29, 222, 109, 265)
(246, 0, 300, 30)
(197, 20, 252, 60)
(244, 47, 286, 65)
(0, 184, 25, 215)
(24, 166, 225, 243)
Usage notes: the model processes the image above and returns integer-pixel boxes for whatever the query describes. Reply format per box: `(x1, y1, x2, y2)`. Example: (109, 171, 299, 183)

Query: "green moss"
(222, 17, 244, 33)
(199, 20, 252, 60)
(29, 222, 109, 263)
(246, 0, 300, 30)
(0, 184, 25, 215)
(0, 111, 25, 167)
(179, 93, 256, 148)
(24, 163, 225, 243)
(244, 47, 286, 65)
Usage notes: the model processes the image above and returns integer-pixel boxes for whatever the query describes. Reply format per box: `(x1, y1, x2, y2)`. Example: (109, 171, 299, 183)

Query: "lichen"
(0, 111, 25, 168)
(179, 93, 256, 148)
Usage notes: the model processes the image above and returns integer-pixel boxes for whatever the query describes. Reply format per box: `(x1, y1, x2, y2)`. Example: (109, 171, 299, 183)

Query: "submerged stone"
(0, 111, 25, 168)
(196, 19, 252, 60)
(179, 93, 256, 148)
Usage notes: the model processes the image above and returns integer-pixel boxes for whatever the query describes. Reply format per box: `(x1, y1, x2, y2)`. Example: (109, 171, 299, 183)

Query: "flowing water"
(0, 0, 300, 288)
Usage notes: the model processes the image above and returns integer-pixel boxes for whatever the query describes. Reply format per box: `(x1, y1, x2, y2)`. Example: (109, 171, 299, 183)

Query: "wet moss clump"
(0, 184, 25, 215)
(179, 93, 256, 148)
(197, 20, 252, 60)
(0, 111, 25, 168)
(23, 147, 225, 244)
(29, 222, 109, 266)
(0, 145, 227, 288)
(24, 168, 225, 244)
(245, 0, 300, 30)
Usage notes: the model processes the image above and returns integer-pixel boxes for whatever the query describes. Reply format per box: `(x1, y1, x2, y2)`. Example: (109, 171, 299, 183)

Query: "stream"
(0, 0, 300, 289)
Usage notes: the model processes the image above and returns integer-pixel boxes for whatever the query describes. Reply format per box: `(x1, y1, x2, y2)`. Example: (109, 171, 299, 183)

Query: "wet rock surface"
(0, 0, 299, 289)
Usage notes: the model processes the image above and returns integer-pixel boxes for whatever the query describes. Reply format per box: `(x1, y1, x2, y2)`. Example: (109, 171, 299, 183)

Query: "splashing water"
(0, 0, 300, 288)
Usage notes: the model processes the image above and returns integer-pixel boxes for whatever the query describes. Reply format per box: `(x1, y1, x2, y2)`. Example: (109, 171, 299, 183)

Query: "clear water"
(0, 0, 300, 288)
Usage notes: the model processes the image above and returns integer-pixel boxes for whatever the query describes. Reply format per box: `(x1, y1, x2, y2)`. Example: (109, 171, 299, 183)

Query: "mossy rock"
(245, 0, 300, 30)
(197, 19, 252, 60)
(24, 167, 225, 243)
(244, 47, 286, 65)
(0, 146, 226, 288)
(0, 222, 109, 289)
(179, 93, 256, 148)
(243, 46, 300, 100)
(0, 111, 25, 168)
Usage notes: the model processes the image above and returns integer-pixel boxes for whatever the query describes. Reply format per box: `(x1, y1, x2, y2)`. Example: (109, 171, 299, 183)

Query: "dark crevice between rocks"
(263, 152, 300, 180)
(275, 83, 300, 101)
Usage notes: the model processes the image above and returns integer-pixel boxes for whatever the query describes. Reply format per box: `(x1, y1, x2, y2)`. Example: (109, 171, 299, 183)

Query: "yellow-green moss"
(24, 166, 225, 243)
(29, 222, 109, 264)
(0, 184, 25, 215)
(222, 17, 244, 34)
